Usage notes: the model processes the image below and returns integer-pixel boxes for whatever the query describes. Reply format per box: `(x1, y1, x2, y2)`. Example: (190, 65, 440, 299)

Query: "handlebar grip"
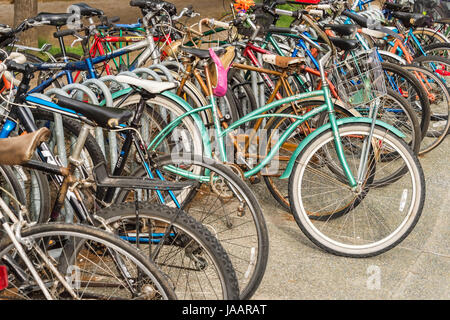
(342, 10, 368, 28)
(4, 60, 36, 74)
(210, 20, 230, 29)
(252, 3, 264, 9)
(267, 26, 293, 34)
(130, 0, 148, 8)
(53, 29, 76, 39)
(108, 16, 121, 24)
(308, 10, 324, 17)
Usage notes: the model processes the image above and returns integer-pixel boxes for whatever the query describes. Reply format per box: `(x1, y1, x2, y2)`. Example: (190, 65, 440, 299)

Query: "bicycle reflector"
(0, 265, 7, 290)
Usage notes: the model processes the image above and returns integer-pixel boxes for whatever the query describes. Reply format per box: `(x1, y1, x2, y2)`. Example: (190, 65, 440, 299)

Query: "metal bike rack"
(132, 67, 162, 81)
(34, 90, 74, 223)
(81, 79, 118, 172)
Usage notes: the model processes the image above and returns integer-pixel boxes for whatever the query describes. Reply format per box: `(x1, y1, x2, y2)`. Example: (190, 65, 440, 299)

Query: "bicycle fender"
(279, 117, 406, 180)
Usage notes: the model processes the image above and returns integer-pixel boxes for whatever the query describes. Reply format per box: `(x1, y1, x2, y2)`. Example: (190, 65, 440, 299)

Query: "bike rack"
(80, 79, 118, 172)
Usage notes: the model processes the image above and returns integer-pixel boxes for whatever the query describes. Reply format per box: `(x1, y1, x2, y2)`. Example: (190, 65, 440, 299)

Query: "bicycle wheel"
(100, 202, 239, 299)
(111, 92, 204, 180)
(412, 28, 449, 48)
(0, 165, 26, 242)
(35, 52, 85, 89)
(418, 42, 450, 59)
(262, 101, 355, 210)
(0, 223, 176, 299)
(114, 154, 269, 300)
(381, 62, 431, 142)
(403, 64, 450, 153)
(288, 123, 426, 257)
(228, 69, 258, 123)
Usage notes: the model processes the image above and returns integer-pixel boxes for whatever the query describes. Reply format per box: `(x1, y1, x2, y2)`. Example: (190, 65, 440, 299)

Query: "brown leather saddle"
(0, 128, 50, 165)
(262, 54, 306, 73)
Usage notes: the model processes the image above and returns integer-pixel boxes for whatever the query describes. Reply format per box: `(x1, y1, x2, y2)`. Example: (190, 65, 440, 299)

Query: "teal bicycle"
(119, 15, 426, 259)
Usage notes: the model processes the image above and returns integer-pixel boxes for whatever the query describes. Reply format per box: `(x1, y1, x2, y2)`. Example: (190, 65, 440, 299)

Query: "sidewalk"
(250, 137, 449, 299)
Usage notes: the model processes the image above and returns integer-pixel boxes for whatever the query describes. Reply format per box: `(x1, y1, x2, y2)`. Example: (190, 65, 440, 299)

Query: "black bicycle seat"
(391, 11, 432, 28)
(384, 2, 409, 12)
(317, 37, 360, 52)
(31, 12, 73, 27)
(51, 94, 133, 129)
(71, 3, 104, 17)
(323, 24, 357, 37)
(179, 46, 226, 59)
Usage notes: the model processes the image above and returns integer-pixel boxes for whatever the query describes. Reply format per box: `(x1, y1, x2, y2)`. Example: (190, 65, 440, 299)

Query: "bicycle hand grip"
(53, 29, 76, 39)
(4, 60, 34, 74)
(267, 26, 294, 34)
(108, 16, 121, 24)
(342, 10, 368, 28)
(130, 0, 148, 8)
(308, 9, 324, 17)
(210, 19, 230, 29)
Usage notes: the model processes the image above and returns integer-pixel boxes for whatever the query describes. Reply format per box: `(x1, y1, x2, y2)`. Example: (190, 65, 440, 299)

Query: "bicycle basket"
(329, 49, 386, 108)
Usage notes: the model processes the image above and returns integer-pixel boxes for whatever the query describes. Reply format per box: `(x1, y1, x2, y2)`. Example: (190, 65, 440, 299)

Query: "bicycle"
(0, 130, 176, 300)
(142, 11, 426, 258)
(0, 52, 243, 300)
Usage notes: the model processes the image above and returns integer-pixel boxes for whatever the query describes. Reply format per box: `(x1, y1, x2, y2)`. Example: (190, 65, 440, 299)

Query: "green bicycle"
(116, 29, 426, 259)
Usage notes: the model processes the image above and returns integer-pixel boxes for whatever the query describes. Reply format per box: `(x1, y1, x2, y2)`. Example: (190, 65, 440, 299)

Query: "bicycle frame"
(28, 35, 158, 94)
(147, 51, 408, 188)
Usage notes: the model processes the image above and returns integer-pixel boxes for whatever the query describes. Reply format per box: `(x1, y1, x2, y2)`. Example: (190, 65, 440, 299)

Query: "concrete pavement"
(250, 137, 449, 300)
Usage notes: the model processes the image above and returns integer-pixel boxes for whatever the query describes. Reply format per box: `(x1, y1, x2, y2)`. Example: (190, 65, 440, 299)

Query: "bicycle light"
(0, 265, 8, 291)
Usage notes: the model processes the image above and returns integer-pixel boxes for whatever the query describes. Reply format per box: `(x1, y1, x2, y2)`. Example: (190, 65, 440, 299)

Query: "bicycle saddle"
(342, 10, 370, 28)
(179, 46, 226, 60)
(262, 54, 305, 69)
(329, 37, 360, 51)
(0, 128, 50, 165)
(51, 94, 133, 129)
(384, 2, 409, 12)
(71, 3, 104, 17)
(115, 75, 176, 94)
(31, 12, 73, 27)
(391, 11, 432, 28)
(323, 24, 357, 37)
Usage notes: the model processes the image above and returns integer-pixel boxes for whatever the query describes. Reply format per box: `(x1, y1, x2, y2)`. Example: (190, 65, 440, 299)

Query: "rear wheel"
(114, 154, 269, 300)
(100, 202, 240, 300)
(0, 223, 177, 300)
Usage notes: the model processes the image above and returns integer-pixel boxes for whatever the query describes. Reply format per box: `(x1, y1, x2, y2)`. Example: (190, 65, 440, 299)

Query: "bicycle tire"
(0, 223, 177, 299)
(100, 202, 240, 299)
(114, 154, 269, 300)
(288, 123, 426, 257)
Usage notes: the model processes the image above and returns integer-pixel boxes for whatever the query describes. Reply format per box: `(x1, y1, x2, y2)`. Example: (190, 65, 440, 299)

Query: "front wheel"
(100, 202, 240, 300)
(288, 123, 426, 257)
(0, 223, 177, 300)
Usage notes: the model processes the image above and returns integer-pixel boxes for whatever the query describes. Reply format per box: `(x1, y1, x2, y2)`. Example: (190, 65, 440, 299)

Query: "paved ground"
(249, 137, 449, 300)
(0, 0, 448, 300)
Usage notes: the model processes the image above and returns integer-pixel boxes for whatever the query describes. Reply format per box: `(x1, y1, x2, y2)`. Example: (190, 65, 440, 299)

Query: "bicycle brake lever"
(71, 35, 84, 48)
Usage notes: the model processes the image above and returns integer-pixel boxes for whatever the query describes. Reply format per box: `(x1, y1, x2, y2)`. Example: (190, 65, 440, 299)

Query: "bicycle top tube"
(26, 37, 151, 94)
